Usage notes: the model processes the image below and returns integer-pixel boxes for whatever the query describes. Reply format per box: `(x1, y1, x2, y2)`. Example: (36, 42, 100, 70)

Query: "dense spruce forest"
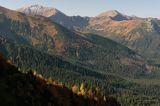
(0, 54, 120, 106)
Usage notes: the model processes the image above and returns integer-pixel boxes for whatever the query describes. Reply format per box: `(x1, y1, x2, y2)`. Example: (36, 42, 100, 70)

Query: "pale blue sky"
(0, 0, 159, 18)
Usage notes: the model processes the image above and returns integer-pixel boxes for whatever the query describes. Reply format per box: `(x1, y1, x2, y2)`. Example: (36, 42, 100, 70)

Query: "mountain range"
(0, 5, 160, 106)
(18, 5, 160, 64)
(0, 5, 148, 77)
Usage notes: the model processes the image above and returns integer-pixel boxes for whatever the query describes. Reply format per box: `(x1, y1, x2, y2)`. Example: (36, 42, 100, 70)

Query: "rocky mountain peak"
(97, 10, 129, 21)
(17, 4, 64, 17)
(98, 10, 120, 17)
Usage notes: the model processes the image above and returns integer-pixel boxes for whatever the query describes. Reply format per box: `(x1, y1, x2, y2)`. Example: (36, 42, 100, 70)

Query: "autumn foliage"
(0, 54, 120, 106)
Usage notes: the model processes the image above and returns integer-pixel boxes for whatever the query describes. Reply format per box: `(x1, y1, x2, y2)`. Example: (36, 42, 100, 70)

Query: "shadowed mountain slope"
(0, 54, 120, 106)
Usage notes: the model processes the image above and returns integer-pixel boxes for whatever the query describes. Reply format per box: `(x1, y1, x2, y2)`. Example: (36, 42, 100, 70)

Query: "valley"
(0, 4, 160, 106)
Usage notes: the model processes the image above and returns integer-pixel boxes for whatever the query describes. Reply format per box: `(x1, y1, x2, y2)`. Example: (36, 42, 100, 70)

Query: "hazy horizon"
(0, 0, 159, 18)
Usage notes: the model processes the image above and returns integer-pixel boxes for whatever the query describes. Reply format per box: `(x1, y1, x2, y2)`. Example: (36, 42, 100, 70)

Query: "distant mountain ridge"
(17, 4, 63, 17)
(18, 5, 89, 29)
